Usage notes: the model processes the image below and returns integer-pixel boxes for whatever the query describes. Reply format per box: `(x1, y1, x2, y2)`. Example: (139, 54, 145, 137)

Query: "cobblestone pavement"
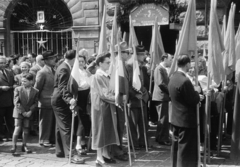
(0, 126, 239, 167)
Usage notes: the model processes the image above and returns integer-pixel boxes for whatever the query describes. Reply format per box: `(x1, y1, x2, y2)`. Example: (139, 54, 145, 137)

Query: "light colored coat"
(34, 65, 55, 108)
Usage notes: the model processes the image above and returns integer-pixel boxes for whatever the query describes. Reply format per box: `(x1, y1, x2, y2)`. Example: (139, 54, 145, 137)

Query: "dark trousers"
(39, 108, 55, 144)
(171, 124, 198, 167)
(76, 89, 91, 137)
(129, 105, 148, 146)
(53, 107, 71, 157)
(0, 106, 14, 138)
(155, 101, 169, 142)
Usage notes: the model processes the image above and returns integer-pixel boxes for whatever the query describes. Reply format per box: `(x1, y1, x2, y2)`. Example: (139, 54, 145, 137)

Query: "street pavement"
(0, 125, 239, 167)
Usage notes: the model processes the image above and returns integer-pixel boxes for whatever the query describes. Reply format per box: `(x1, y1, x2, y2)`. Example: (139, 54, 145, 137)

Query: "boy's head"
(21, 73, 34, 87)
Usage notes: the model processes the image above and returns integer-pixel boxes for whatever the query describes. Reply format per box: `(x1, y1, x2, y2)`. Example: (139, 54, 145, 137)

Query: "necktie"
(1, 69, 7, 80)
(51, 67, 55, 75)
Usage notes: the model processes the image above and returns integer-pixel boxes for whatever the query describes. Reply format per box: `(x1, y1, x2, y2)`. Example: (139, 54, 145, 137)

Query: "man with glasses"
(35, 51, 57, 147)
(0, 56, 15, 141)
(126, 45, 149, 150)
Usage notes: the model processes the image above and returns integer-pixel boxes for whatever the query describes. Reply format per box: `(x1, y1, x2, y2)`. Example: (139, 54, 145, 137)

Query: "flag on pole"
(168, 0, 197, 77)
(129, 16, 139, 49)
(221, 15, 226, 43)
(149, 17, 165, 71)
(115, 36, 129, 108)
(223, 3, 236, 75)
(129, 16, 141, 91)
(208, 0, 225, 85)
(235, 23, 240, 62)
(68, 47, 80, 100)
(109, 5, 118, 90)
(122, 32, 127, 42)
(98, 6, 107, 54)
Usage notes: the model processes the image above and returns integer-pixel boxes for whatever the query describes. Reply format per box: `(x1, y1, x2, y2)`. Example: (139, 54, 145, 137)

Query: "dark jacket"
(51, 62, 72, 111)
(126, 64, 149, 108)
(13, 86, 38, 119)
(0, 69, 15, 108)
(168, 71, 200, 128)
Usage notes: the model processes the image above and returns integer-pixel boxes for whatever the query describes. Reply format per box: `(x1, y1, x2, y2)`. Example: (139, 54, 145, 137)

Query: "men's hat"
(9, 54, 19, 60)
(114, 41, 132, 53)
(135, 45, 145, 54)
(42, 51, 57, 60)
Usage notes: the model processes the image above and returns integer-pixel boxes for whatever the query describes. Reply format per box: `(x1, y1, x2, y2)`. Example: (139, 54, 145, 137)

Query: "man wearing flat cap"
(35, 51, 57, 147)
(51, 50, 85, 164)
(126, 45, 149, 149)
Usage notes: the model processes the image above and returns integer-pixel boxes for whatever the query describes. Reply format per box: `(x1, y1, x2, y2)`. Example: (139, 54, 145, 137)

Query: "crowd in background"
(0, 45, 236, 165)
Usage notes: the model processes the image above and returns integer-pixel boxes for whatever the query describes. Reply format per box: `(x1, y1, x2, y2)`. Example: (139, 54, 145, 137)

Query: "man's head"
(136, 45, 146, 63)
(65, 50, 76, 67)
(115, 42, 131, 62)
(177, 55, 191, 72)
(21, 73, 34, 87)
(27, 53, 37, 63)
(42, 51, 57, 67)
(36, 55, 45, 67)
(161, 53, 172, 68)
(96, 52, 111, 72)
(0, 56, 6, 70)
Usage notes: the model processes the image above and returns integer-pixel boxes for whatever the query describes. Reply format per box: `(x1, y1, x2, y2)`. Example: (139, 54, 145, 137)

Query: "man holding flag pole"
(51, 49, 85, 164)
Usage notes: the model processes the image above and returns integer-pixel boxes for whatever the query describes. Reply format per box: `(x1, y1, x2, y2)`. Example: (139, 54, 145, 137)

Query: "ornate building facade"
(0, 0, 239, 56)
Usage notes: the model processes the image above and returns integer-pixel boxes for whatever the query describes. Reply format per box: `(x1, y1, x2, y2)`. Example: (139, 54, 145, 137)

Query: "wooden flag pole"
(68, 107, 76, 164)
(124, 103, 132, 166)
(203, 73, 211, 167)
(140, 100, 148, 152)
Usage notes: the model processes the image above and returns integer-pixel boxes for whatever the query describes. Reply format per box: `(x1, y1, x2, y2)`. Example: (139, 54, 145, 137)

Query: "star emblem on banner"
(37, 37, 47, 49)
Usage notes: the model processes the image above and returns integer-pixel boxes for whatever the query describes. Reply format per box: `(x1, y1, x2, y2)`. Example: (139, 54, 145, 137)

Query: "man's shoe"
(130, 146, 140, 150)
(102, 156, 116, 164)
(56, 153, 65, 158)
(158, 141, 171, 146)
(114, 154, 129, 161)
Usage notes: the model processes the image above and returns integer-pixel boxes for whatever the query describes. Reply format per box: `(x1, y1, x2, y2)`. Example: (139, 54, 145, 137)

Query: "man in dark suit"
(126, 45, 149, 149)
(152, 54, 172, 146)
(35, 51, 57, 147)
(0, 56, 15, 140)
(51, 50, 85, 164)
(168, 55, 201, 167)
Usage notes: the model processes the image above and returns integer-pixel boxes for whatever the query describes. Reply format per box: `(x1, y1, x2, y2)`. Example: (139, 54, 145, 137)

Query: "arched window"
(10, 0, 73, 55)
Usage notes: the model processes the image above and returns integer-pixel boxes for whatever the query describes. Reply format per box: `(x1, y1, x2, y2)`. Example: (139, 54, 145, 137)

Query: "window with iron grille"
(10, 0, 73, 55)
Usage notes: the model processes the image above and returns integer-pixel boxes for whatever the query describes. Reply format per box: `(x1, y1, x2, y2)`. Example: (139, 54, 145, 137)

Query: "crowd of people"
(0, 42, 236, 166)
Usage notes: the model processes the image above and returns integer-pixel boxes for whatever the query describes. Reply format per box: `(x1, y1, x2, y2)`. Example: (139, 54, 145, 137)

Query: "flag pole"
(203, 72, 211, 167)
(193, 51, 201, 167)
(140, 100, 148, 152)
(124, 103, 132, 166)
(68, 38, 80, 164)
(69, 106, 76, 164)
